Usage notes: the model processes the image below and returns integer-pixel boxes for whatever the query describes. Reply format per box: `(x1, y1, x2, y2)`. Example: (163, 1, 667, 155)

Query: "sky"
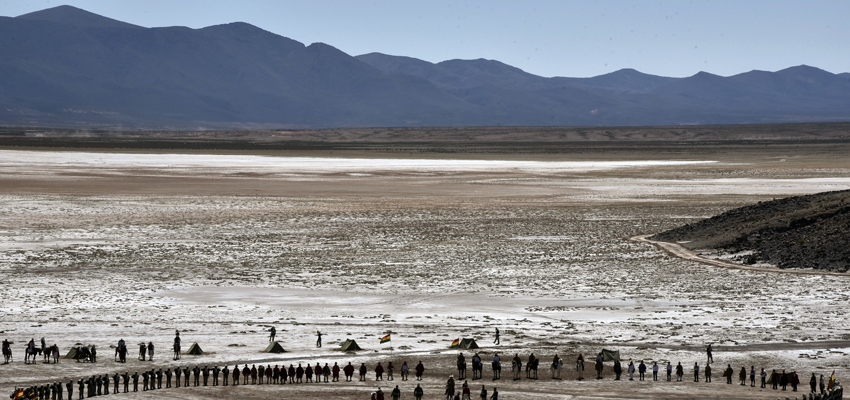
(1, 0, 848, 78)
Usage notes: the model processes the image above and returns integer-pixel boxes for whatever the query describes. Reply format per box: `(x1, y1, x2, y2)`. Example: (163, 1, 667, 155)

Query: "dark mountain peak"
(16, 5, 142, 29)
(775, 65, 836, 82)
(438, 58, 531, 77)
(691, 71, 723, 80)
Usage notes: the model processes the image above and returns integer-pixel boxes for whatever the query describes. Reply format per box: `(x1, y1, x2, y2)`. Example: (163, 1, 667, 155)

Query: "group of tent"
(62, 342, 204, 360)
(263, 339, 363, 354)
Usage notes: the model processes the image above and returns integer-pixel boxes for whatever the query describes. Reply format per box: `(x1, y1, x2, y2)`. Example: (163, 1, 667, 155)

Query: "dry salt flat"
(1, 148, 849, 399)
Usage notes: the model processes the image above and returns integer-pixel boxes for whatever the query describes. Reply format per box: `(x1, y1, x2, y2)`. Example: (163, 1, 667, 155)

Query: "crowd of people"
(6, 333, 844, 400)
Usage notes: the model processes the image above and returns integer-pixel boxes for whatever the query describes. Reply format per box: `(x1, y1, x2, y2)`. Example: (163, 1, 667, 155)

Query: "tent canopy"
(340, 339, 362, 352)
(459, 338, 479, 349)
(601, 349, 620, 361)
(186, 343, 203, 355)
(264, 341, 287, 354)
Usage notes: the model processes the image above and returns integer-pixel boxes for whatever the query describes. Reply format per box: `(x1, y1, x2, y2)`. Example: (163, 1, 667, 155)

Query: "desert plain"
(1, 137, 850, 399)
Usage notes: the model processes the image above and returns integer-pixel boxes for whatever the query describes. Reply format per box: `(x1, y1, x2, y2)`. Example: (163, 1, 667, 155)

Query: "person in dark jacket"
(344, 362, 355, 382)
(811, 373, 818, 393)
(392, 385, 401, 400)
(416, 361, 425, 380)
(359, 363, 368, 381)
(613, 359, 622, 380)
(413, 383, 423, 400)
(376, 362, 385, 380)
(704, 363, 711, 382)
(780, 370, 788, 390)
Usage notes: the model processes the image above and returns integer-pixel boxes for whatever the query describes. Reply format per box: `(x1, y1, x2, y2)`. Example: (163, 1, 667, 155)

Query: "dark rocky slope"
(651, 190, 850, 272)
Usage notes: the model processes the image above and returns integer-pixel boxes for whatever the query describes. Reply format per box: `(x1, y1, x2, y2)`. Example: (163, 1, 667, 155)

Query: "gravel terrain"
(1, 143, 849, 399)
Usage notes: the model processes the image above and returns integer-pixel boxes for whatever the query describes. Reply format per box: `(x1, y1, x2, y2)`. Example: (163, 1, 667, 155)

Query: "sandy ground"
(1, 145, 849, 399)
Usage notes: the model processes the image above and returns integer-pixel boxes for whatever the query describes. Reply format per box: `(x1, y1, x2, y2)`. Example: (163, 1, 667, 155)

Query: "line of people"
(8, 359, 430, 399)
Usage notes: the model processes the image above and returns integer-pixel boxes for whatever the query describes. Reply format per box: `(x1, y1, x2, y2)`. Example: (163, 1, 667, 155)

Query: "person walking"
(706, 343, 713, 364)
(493, 328, 500, 345)
(316, 330, 322, 347)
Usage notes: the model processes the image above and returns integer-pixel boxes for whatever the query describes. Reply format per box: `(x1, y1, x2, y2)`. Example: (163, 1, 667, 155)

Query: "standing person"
(706, 343, 713, 364)
(674, 362, 682, 382)
(332, 362, 340, 382)
(489, 387, 498, 400)
(344, 362, 355, 382)
(479, 385, 487, 400)
(595, 354, 603, 380)
(233, 365, 240, 386)
(173, 331, 181, 360)
(305, 363, 313, 383)
(770, 369, 778, 390)
(652, 362, 658, 381)
(576, 355, 585, 381)
(693, 362, 699, 382)
(627, 360, 635, 381)
(375, 362, 384, 381)
(779, 370, 788, 390)
(139, 343, 146, 361)
(413, 383, 423, 400)
(223, 365, 230, 386)
(147, 342, 154, 361)
(810, 373, 817, 393)
(613, 359, 621, 380)
(493, 328, 500, 345)
(175, 366, 182, 388)
(387, 362, 394, 381)
(704, 363, 711, 382)
(749, 366, 755, 387)
(739, 366, 746, 386)
(316, 330, 322, 347)
(790, 371, 799, 392)
(359, 363, 368, 382)
(762, 368, 769, 389)
(819, 374, 825, 394)
(269, 326, 276, 342)
(392, 385, 401, 400)
(322, 363, 331, 383)
(401, 361, 409, 381)
(639, 361, 646, 381)
(666, 361, 672, 381)
(415, 361, 425, 380)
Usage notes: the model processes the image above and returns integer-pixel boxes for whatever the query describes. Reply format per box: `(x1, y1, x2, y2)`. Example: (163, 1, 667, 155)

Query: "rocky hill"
(651, 190, 850, 272)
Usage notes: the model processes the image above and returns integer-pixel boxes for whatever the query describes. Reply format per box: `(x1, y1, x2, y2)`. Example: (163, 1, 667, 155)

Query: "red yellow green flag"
(450, 338, 460, 348)
(380, 334, 391, 344)
(829, 370, 835, 389)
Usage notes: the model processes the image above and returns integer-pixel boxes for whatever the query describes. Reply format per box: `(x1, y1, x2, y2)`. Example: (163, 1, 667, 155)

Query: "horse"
(2, 341, 12, 364)
(526, 358, 539, 380)
(471, 358, 482, 380)
(24, 345, 41, 364)
(491, 360, 501, 380)
(173, 343, 181, 361)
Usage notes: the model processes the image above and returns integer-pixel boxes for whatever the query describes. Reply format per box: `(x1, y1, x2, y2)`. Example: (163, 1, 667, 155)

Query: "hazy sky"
(2, 0, 848, 78)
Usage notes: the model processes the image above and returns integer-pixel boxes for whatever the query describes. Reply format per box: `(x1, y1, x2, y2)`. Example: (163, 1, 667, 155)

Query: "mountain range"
(2, 5, 850, 129)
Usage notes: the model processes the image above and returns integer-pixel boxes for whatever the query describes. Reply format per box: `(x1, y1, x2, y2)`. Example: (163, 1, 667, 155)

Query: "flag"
(450, 338, 460, 348)
(380, 334, 391, 344)
(829, 370, 835, 389)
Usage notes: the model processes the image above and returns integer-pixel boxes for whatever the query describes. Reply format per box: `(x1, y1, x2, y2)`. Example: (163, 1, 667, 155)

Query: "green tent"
(459, 338, 479, 349)
(601, 349, 620, 361)
(340, 339, 362, 352)
(63, 347, 79, 359)
(264, 341, 287, 354)
(186, 343, 203, 355)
